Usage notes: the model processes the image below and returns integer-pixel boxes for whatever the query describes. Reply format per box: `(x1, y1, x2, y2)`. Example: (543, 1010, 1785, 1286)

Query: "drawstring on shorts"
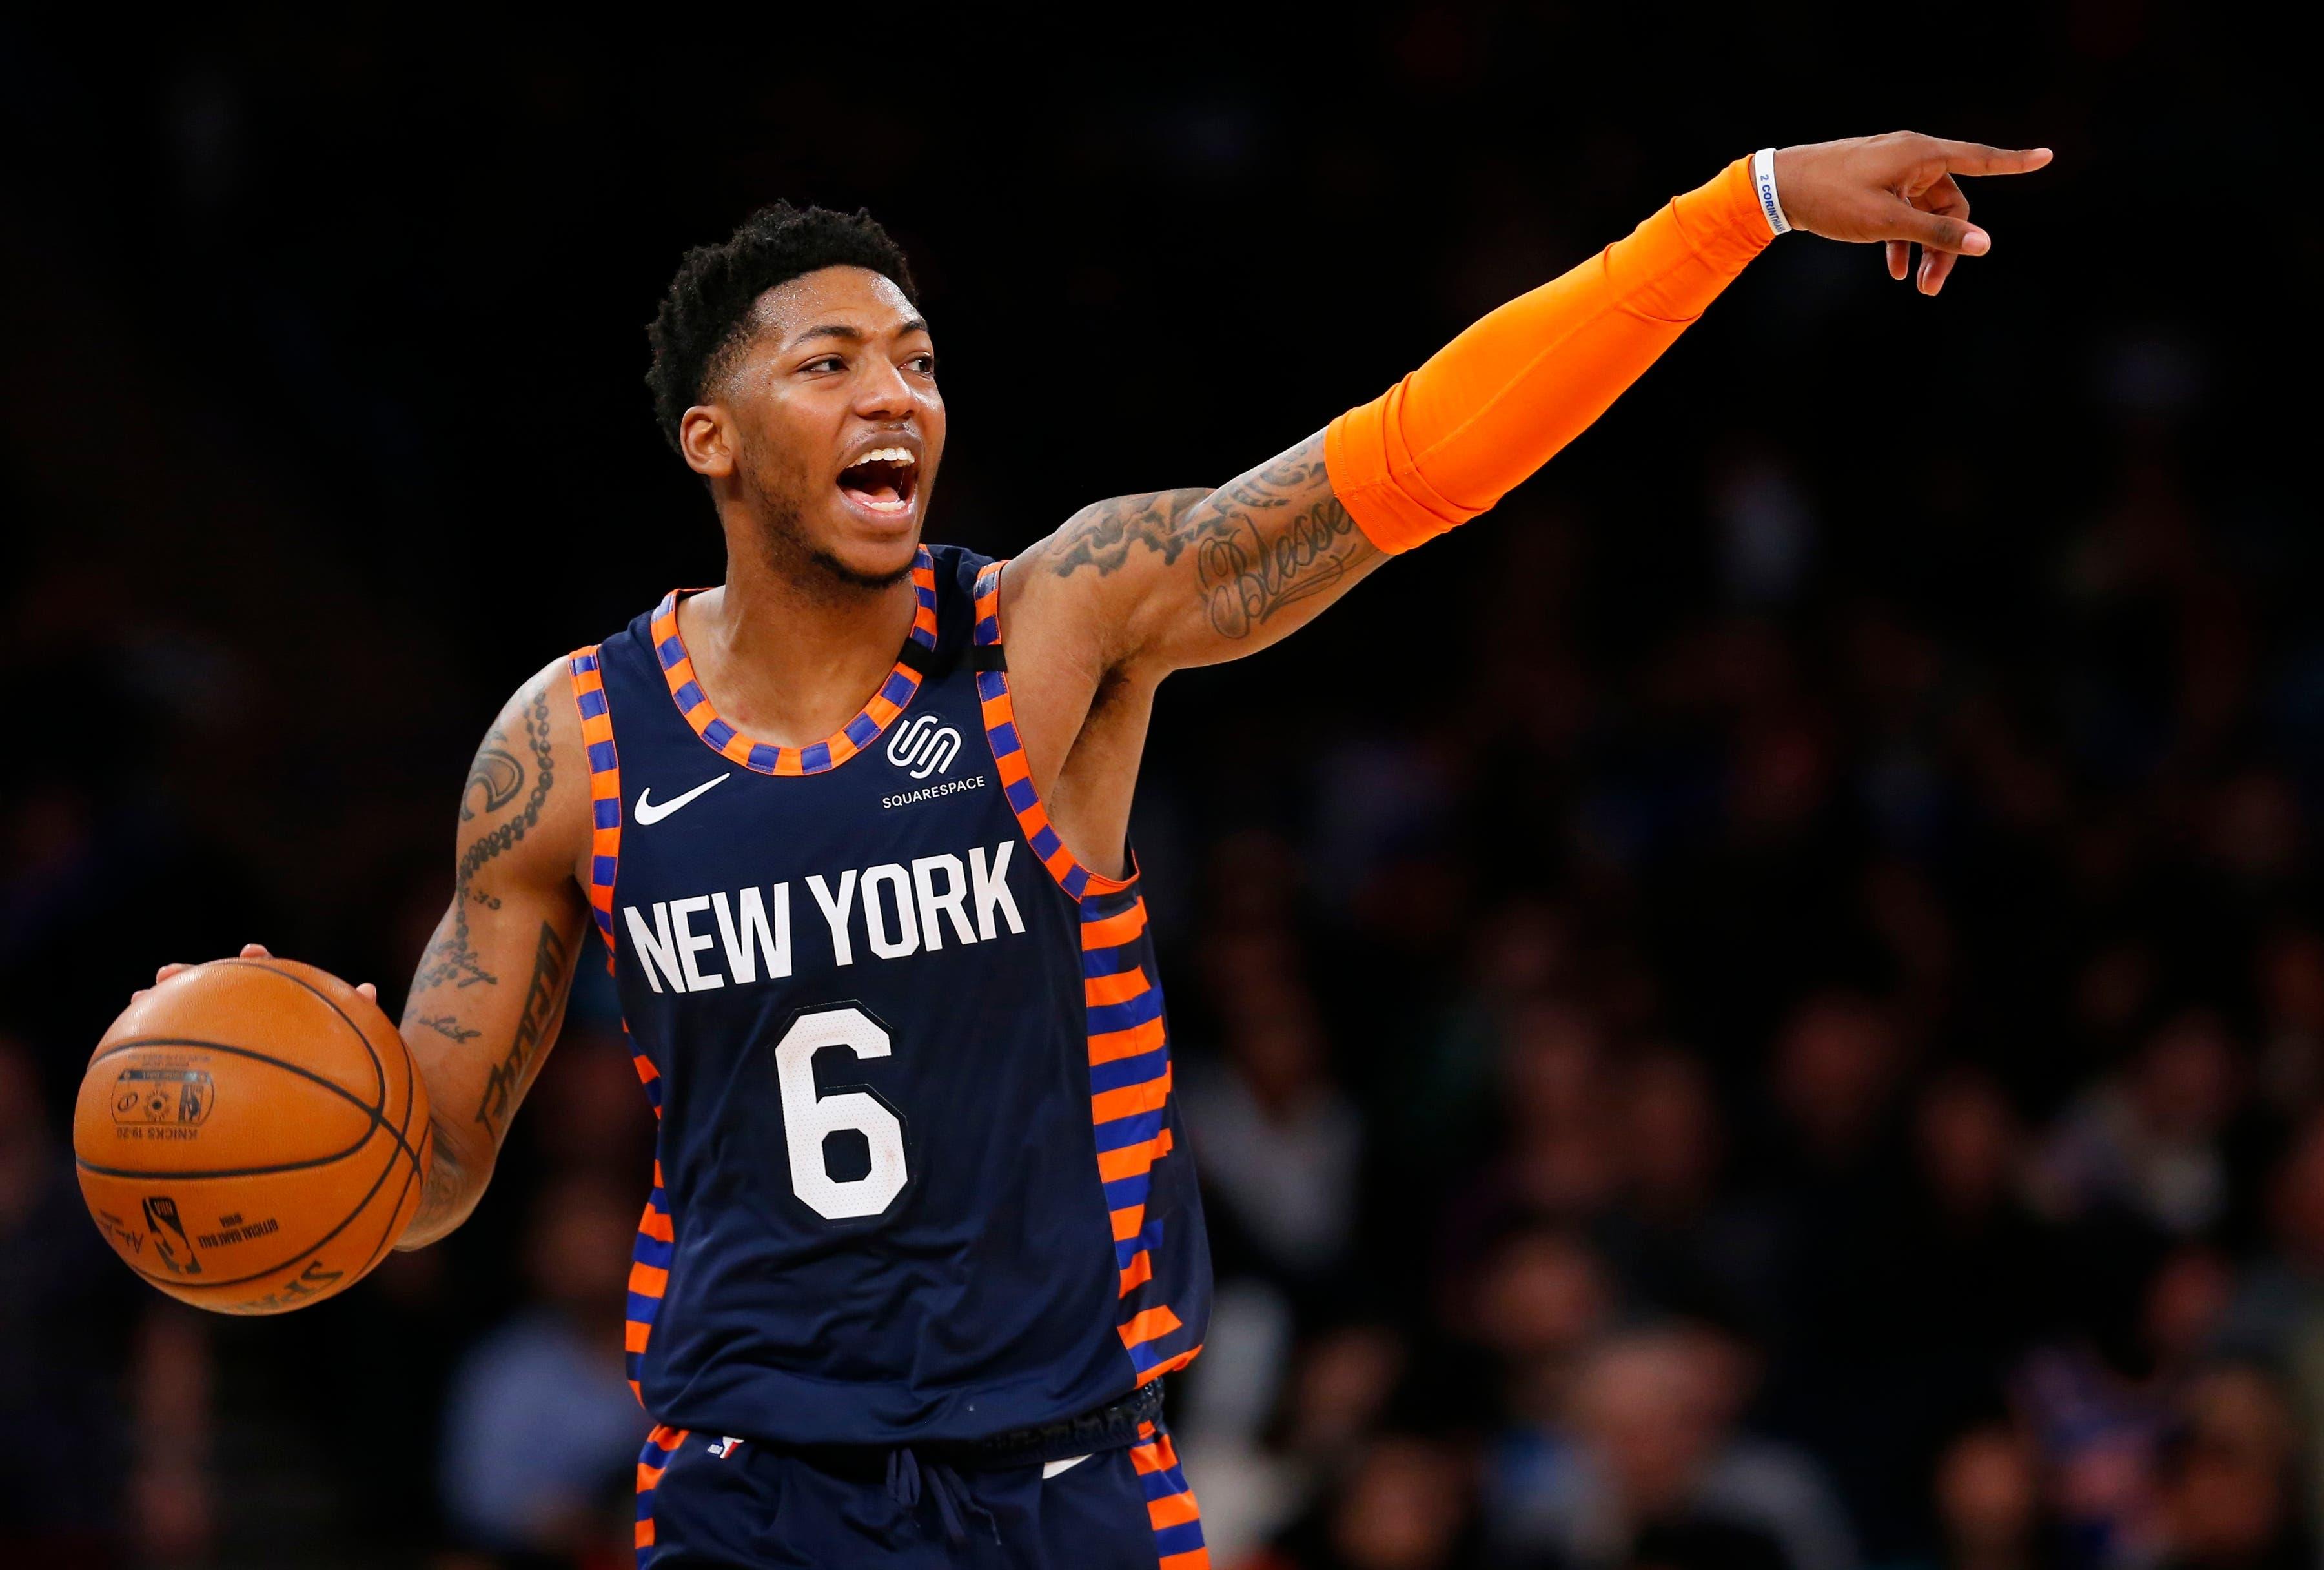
(886, 1446, 1001, 1547)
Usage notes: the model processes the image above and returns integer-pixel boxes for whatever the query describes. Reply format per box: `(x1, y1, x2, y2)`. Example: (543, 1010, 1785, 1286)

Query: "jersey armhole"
(969, 560, 1136, 899)
(567, 646, 624, 970)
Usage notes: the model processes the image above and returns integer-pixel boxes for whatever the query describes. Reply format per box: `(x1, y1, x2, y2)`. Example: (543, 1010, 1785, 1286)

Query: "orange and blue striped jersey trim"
(1085, 884, 1201, 1383)
(624, 1152, 673, 1405)
(970, 562, 1134, 899)
(1130, 1420, 1212, 1569)
(568, 646, 623, 968)
(571, 649, 669, 1407)
(623, 888, 670, 1402)
(647, 548, 942, 777)
(625, 1006, 670, 1403)
(972, 560, 1203, 1388)
(634, 1422, 690, 1562)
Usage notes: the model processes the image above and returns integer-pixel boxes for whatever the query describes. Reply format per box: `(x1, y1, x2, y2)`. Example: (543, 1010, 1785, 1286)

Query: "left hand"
(134, 943, 379, 1004)
(1774, 132, 2054, 296)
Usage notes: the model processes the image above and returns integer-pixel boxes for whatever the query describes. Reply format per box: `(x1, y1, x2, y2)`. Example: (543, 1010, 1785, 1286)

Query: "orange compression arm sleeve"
(1325, 156, 1775, 554)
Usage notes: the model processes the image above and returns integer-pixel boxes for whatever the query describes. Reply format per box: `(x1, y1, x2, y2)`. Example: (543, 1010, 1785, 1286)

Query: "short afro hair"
(646, 201, 919, 454)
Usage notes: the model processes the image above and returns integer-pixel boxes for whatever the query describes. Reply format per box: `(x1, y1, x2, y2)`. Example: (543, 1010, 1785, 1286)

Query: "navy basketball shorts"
(633, 1416, 1210, 1568)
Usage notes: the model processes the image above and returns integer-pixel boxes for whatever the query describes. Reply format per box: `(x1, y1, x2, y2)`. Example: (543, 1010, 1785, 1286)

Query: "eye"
(802, 354, 845, 374)
(906, 353, 935, 375)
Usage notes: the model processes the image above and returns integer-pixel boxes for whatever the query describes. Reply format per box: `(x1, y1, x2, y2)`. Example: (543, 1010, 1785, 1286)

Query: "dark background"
(5, 6, 2320, 1568)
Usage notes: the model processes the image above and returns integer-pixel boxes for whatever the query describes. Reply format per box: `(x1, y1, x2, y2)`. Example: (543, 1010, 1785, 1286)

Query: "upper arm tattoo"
(411, 682, 556, 993)
(1042, 440, 1378, 643)
(1043, 487, 1214, 576)
(459, 745, 524, 820)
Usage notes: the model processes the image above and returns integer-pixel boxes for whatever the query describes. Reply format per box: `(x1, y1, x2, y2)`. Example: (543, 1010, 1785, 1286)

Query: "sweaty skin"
(146, 132, 2050, 1245)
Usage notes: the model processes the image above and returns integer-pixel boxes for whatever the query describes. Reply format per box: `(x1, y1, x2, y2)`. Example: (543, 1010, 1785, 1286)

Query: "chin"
(812, 525, 922, 591)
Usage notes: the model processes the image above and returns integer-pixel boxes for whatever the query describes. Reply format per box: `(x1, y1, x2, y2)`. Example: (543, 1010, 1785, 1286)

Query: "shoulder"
(497, 655, 587, 764)
(455, 655, 593, 888)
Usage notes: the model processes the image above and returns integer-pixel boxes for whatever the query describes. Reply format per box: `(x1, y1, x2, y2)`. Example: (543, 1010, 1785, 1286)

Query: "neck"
(676, 533, 920, 749)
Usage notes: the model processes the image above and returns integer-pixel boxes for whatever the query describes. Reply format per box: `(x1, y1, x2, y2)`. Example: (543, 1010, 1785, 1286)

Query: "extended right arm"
(1006, 134, 2052, 682)
(394, 657, 593, 1249)
(997, 134, 2051, 870)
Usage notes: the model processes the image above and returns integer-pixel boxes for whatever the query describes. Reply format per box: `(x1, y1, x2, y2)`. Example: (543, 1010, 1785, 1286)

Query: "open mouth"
(838, 447, 919, 516)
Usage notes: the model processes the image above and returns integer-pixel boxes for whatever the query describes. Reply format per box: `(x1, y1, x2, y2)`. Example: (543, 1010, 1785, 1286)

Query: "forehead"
(746, 266, 923, 345)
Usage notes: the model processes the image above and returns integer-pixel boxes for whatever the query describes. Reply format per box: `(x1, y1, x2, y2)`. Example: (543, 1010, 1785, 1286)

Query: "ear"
(678, 405, 736, 478)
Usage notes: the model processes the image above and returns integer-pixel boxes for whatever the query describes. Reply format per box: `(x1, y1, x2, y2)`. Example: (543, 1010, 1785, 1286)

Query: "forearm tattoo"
(474, 921, 569, 1135)
(413, 1119, 464, 1231)
(1192, 454, 1371, 638)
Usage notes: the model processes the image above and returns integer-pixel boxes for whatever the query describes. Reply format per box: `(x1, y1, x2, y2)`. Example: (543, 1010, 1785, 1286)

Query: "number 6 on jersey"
(775, 1005, 909, 1219)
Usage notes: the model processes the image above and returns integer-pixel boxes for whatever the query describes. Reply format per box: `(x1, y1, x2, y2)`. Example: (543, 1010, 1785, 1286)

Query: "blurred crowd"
(1134, 422, 2324, 1570)
(4, 6, 2316, 1569)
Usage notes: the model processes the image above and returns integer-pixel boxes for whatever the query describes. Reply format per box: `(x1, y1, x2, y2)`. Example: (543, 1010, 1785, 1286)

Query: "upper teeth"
(858, 447, 913, 465)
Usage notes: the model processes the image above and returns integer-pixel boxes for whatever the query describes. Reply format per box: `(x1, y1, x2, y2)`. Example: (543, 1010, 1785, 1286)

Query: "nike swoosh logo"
(634, 773, 731, 825)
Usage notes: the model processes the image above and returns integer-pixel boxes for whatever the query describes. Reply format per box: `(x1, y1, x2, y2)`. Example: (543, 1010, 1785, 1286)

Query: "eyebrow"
(789, 317, 931, 349)
(791, 323, 864, 347)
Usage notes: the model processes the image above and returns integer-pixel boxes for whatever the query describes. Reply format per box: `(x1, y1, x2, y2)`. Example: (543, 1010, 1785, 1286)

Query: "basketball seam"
(335, 955, 426, 1281)
(78, 1148, 367, 1181)
(212, 960, 388, 1114)
(351, 1121, 428, 1287)
(344, 977, 427, 1281)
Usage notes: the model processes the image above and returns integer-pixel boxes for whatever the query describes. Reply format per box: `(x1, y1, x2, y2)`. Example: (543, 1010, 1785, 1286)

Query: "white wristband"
(1752, 147, 1791, 237)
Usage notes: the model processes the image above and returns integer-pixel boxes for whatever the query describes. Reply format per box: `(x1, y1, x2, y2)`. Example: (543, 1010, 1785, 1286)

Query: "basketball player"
(150, 133, 2047, 1566)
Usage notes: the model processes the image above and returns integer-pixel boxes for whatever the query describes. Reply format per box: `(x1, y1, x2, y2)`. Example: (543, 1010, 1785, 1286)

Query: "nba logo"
(142, 1195, 203, 1276)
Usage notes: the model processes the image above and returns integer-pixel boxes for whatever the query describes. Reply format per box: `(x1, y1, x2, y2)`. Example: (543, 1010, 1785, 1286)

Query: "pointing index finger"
(1935, 141, 2054, 177)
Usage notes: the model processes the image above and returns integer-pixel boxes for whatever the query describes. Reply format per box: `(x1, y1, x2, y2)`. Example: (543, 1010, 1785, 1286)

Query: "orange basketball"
(72, 957, 432, 1315)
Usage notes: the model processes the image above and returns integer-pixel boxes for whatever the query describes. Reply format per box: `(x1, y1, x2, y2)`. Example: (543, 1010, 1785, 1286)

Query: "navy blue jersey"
(564, 544, 1208, 1446)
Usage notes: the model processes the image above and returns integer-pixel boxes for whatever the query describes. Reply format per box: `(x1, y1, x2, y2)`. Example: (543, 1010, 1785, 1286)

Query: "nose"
(853, 355, 917, 422)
